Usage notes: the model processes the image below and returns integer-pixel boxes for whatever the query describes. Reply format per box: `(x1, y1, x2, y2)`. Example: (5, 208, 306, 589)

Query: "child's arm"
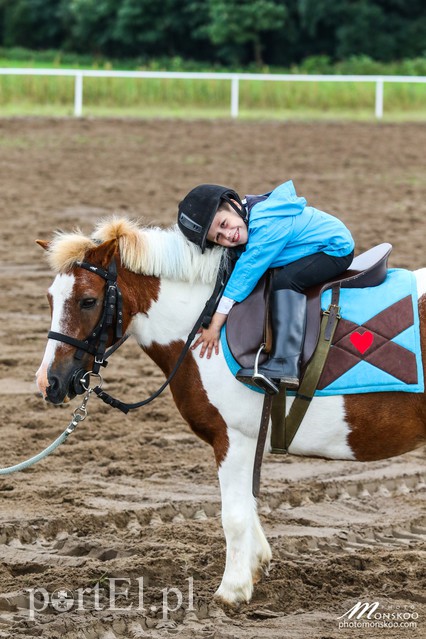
(191, 311, 227, 359)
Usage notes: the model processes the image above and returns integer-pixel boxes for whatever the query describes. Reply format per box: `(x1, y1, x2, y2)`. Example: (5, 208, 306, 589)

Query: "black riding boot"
(236, 289, 307, 394)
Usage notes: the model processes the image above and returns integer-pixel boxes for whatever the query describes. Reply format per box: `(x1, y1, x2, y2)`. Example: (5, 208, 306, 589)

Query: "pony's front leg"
(215, 428, 272, 605)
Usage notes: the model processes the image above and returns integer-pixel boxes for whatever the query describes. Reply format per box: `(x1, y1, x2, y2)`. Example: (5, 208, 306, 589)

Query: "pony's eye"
(80, 298, 97, 310)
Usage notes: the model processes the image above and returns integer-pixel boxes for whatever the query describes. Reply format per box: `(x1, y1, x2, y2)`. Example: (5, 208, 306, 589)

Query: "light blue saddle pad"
(221, 268, 424, 396)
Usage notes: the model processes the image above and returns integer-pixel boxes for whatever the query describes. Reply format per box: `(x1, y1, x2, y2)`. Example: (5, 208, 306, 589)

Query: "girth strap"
(252, 284, 341, 496)
(272, 283, 342, 454)
(270, 385, 287, 453)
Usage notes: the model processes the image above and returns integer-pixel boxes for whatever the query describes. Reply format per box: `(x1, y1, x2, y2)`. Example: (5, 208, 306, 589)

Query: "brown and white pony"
(36, 218, 426, 605)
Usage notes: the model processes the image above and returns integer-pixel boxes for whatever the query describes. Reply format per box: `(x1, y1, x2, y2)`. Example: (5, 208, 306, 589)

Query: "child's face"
(207, 205, 248, 248)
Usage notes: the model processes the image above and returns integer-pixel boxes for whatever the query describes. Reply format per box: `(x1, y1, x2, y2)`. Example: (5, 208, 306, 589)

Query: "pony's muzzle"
(44, 368, 86, 404)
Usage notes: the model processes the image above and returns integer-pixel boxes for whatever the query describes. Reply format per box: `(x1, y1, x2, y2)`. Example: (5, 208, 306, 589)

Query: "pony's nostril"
(45, 374, 65, 404)
(49, 376, 60, 392)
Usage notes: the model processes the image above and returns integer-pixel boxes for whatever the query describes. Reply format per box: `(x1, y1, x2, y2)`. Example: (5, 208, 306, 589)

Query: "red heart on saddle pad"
(350, 330, 374, 354)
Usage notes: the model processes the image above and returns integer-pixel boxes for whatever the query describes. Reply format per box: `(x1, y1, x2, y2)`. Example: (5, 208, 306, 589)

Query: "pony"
(36, 217, 426, 605)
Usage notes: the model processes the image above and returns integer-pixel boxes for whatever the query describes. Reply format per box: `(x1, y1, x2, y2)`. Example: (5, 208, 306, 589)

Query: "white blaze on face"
(36, 274, 75, 397)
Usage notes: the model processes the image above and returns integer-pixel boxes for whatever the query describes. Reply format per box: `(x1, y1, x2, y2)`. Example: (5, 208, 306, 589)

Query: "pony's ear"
(86, 238, 118, 268)
(36, 240, 50, 251)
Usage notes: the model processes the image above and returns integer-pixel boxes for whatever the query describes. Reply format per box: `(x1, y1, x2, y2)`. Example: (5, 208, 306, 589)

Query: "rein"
(0, 251, 232, 475)
(49, 250, 234, 414)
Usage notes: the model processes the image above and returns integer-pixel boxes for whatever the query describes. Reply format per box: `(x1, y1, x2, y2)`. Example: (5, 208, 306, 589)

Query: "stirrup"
(252, 344, 279, 395)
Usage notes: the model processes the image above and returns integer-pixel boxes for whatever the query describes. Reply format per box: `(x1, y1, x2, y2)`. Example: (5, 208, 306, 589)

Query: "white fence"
(1, 68, 426, 118)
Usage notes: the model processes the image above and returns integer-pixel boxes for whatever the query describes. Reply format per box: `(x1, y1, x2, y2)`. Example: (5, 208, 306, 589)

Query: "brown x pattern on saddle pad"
(317, 295, 418, 389)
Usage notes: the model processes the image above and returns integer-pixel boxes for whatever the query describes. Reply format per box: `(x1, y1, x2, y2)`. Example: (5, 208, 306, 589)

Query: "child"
(177, 180, 354, 393)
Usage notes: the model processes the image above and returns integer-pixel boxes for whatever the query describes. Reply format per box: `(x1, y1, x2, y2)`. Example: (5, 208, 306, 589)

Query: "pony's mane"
(46, 217, 225, 284)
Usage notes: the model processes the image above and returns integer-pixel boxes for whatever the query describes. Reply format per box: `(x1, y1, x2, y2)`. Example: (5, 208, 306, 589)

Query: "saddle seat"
(226, 243, 393, 373)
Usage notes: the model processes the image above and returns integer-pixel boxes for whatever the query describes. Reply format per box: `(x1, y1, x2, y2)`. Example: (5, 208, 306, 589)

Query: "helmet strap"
(221, 194, 248, 225)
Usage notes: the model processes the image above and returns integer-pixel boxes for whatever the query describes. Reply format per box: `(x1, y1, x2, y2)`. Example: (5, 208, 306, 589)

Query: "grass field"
(1, 60, 425, 120)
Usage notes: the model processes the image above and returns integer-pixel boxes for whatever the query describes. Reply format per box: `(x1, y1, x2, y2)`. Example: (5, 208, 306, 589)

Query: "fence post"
(231, 76, 239, 118)
(74, 72, 83, 117)
(375, 78, 384, 119)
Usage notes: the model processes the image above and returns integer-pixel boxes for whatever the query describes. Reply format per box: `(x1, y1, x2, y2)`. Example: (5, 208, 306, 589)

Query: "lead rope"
(1, 250, 235, 473)
(0, 372, 102, 475)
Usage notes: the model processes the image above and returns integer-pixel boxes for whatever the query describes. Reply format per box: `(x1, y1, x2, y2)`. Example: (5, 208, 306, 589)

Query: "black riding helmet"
(178, 184, 245, 252)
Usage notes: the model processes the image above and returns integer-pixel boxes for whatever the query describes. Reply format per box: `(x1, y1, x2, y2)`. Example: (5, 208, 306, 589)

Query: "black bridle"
(48, 259, 124, 375)
(47, 250, 235, 414)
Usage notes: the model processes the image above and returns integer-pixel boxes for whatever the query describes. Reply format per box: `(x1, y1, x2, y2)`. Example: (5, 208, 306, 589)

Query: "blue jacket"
(223, 180, 354, 302)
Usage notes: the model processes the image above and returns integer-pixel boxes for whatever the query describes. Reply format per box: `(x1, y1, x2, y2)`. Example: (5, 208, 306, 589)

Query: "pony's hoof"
(214, 581, 252, 606)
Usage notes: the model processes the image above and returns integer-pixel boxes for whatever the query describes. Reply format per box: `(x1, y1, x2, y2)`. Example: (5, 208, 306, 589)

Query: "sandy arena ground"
(0, 118, 424, 638)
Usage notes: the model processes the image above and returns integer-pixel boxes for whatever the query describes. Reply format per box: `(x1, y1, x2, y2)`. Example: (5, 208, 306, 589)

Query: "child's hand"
(191, 312, 227, 359)
(192, 326, 220, 358)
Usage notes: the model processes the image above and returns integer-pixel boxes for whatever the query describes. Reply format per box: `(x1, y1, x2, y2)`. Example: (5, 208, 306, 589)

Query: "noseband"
(47, 259, 123, 374)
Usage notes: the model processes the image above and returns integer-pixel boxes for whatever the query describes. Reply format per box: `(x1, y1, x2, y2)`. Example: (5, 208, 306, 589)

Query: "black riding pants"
(272, 250, 354, 292)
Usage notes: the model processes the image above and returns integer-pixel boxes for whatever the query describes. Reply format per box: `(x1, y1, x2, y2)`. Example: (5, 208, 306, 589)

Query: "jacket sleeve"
(223, 219, 293, 302)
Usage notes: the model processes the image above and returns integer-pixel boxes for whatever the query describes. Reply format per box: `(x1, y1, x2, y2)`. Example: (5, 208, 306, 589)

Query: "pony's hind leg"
(215, 427, 271, 605)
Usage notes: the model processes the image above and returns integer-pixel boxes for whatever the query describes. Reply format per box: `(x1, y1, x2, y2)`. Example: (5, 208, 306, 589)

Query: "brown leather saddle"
(226, 243, 393, 374)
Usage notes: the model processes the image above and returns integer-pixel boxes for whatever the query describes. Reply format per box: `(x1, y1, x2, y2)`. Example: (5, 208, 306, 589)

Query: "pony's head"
(36, 217, 223, 404)
(36, 241, 122, 404)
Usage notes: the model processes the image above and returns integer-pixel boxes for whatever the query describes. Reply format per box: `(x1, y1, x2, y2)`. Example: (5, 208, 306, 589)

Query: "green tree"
(113, 0, 209, 58)
(298, 0, 426, 62)
(67, 0, 119, 55)
(206, 0, 287, 66)
(1, 0, 425, 67)
(0, 0, 67, 49)
(337, 0, 426, 61)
